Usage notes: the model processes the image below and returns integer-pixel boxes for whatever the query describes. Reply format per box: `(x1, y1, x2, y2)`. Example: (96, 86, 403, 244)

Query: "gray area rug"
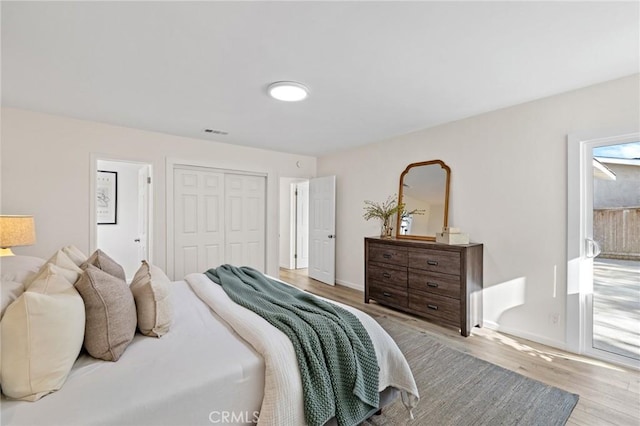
(366, 316, 579, 426)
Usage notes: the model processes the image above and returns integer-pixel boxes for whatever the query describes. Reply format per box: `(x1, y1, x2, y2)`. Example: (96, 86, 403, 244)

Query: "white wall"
(317, 74, 640, 347)
(1, 108, 316, 278)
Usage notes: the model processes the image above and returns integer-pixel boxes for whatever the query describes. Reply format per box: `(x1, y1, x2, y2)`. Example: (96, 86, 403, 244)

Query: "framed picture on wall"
(97, 170, 117, 225)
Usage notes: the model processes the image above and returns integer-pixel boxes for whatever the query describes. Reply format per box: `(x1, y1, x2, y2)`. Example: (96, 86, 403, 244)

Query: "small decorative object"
(363, 195, 405, 239)
(436, 227, 470, 245)
(97, 170, 118, 225)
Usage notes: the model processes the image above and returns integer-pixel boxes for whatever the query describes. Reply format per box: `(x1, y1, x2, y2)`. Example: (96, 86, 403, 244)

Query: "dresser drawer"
(408, 269, 460, 299)
(408, 248, 460, 275)
(409, 292, 459, 324)
(369, 243, 408, 266)
(369, 283, 408, 308)
(368, 263, 407, 289)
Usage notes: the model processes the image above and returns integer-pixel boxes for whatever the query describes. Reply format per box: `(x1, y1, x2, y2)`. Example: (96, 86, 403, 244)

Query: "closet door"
(225, 174, 266, 272)
(174, 168, 225, 277)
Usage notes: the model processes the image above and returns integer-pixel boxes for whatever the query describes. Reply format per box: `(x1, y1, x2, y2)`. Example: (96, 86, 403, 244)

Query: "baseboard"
(483, 320, 567, 351)
(335, 279, 363, 292)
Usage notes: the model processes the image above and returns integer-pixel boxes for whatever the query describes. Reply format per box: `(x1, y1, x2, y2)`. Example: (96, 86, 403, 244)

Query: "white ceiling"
(2, 1, 638, 157)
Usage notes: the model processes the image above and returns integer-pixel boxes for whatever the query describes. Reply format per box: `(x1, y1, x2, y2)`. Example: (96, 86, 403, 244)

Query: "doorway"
(279, 176, 336, 286)
(279, 178, 309, 271)
(92, 158, 153, 282)
(567, 133, 640, 368)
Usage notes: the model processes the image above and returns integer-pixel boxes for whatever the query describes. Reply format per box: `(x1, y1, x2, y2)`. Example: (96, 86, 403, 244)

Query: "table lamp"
(0, 215, 36, 256)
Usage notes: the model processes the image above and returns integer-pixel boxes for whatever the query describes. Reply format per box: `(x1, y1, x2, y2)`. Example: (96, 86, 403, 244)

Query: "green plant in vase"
(363, 195, 405, 238)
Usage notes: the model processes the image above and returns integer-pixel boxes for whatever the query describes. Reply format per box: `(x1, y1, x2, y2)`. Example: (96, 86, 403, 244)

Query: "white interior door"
(225, 174, 266, 272)
(308, 176, 336, 285)
(295, 181, 309, 269)
(174, 168, 225, 278)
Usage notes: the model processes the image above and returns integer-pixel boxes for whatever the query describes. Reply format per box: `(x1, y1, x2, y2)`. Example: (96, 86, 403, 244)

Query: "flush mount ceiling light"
(268, 81, 309, 102)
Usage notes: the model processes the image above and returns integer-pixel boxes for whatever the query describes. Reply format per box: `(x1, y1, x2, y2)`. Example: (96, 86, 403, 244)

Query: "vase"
(380, 219, 393, 239)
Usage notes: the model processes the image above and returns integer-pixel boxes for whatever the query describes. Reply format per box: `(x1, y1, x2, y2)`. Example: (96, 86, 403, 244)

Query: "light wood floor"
(279, 268, 640, 426)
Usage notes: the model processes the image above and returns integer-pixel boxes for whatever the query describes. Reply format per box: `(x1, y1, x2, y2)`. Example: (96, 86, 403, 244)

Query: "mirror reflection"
(396, 160, 450, 240)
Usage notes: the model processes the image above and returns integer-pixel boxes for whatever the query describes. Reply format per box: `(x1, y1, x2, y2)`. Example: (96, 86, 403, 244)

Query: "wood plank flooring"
(279, 268, 640, 426)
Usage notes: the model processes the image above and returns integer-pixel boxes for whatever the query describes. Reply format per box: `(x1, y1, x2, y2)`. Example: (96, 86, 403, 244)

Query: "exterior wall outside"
(593, 162, 640, 209)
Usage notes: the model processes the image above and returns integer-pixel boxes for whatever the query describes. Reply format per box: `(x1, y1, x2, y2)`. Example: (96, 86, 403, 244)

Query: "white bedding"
(1, 281, 265, 426)
(2, 274, 419, 426)
(186, 272, 419, 426)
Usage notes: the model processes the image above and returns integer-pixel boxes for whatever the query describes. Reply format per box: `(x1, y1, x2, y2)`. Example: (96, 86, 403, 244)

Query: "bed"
(0, 253, 418, 426)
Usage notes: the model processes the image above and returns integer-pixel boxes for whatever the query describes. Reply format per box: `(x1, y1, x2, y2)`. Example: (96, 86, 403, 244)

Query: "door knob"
(328, 234, 335, 239)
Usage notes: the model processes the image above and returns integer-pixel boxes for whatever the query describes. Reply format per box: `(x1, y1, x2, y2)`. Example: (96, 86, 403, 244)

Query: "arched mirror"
(396, 160, 450, 241)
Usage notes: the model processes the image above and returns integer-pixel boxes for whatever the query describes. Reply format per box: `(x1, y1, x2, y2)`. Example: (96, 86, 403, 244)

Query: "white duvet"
(186, 272, 419, 426)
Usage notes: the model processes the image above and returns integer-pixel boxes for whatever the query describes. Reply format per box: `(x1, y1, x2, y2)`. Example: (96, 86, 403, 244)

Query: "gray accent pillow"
(82, 249, 126, 282)
(74, 264, 137, 361)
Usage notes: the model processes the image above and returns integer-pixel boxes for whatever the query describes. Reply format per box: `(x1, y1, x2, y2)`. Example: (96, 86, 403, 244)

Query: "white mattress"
(1, 281, 265, 426)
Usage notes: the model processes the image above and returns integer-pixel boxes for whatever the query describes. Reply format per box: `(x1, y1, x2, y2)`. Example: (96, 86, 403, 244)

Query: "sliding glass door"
(590, 143, 640, 363)
(568, 133, 640, 368)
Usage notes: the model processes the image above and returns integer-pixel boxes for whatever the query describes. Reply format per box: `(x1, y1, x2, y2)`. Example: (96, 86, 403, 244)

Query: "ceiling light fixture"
(268, 81, 309, 102)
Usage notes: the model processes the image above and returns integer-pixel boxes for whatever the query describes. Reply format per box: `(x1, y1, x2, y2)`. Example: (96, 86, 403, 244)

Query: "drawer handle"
(383, 292, 392, 297)
(382, 272, 391, 279)
(383, 253, 392, 259)
(427, 304, 439, 310)
(427, 260, 439, 266)
(427, 282, 439, 288)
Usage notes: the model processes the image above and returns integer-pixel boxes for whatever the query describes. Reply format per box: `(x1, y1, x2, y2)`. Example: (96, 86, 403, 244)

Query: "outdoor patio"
(593, 258, 640, 361)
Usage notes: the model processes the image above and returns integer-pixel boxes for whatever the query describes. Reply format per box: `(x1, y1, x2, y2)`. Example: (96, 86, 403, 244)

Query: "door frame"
(166, 158, 272, 280)
(90, 154, 153, 264)
(567, 130, 639, 367)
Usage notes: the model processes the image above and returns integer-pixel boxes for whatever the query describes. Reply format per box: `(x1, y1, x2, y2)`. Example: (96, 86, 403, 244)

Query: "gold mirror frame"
(396, 160, 451, 241)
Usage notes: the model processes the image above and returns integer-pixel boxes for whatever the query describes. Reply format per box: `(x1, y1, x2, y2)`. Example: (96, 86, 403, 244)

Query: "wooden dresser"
(364, 237, 483, 336)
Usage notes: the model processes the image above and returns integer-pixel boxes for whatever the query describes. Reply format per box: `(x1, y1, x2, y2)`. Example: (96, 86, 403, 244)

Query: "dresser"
(364, 237, 483, 337)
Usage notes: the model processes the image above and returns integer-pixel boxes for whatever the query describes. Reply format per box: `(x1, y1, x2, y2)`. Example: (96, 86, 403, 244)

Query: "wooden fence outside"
(593, 207, 640, 260)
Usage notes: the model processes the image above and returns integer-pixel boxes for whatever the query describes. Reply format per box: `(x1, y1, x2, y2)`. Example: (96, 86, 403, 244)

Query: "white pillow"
(130, 261, 173, 337)
(0, 265, 85, 401)
(25, 250, 83, 289)
(1, 280, 24, 320)
(26, 263, 81, 292)
(1, 255, 46, 284)
(1, 256, 46, 318)
(62, 245, 88, 267)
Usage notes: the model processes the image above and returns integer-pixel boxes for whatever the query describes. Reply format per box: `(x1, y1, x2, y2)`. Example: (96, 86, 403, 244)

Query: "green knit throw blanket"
(204, 265, 379, 426)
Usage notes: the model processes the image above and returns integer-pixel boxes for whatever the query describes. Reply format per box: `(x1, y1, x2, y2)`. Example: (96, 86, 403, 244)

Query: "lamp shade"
(0, 216, 36, 248)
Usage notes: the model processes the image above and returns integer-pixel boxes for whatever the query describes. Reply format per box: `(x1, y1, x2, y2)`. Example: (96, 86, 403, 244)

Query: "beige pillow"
(62, 245, 88, 266)
(26, 262, 81, 291)
(130, 261, 173, 337)
(0, 267, 85, 401)
(82, 249, 126, 281)
(75, 264, 136, 361)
